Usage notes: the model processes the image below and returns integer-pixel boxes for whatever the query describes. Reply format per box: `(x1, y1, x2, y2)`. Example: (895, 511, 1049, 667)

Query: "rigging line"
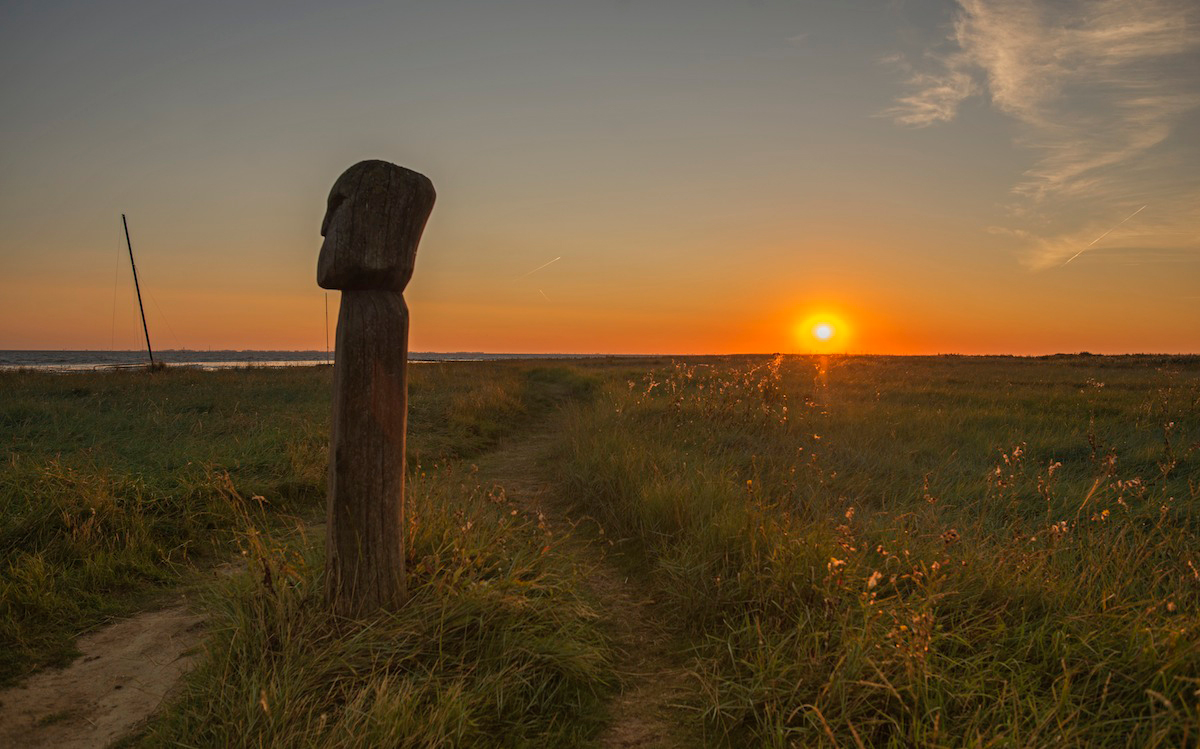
(123, 262, 140, 350)
(325, 292, 330, 364)
(111, 236, 122, 350)
(117, 241, 142, 351)
(145, 286, 184, 351)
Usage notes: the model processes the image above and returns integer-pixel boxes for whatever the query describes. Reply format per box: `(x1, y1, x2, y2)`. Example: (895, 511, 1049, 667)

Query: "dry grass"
(554, 354, 1200, 747)
(7, 355, 1199, 746)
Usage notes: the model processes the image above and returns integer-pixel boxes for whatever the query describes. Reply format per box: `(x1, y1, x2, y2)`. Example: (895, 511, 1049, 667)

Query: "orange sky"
(1, 1, 1197, 355)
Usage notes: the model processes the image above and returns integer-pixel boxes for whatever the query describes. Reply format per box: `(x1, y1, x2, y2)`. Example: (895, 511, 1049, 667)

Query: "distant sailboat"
(121, 214, 156, 366)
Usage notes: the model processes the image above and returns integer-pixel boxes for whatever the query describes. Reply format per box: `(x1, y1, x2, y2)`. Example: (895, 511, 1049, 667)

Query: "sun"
(795, 312, 850, 351)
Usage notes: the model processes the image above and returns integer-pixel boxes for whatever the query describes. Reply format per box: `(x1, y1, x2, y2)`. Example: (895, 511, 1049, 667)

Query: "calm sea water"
(0, 351, 607, 372)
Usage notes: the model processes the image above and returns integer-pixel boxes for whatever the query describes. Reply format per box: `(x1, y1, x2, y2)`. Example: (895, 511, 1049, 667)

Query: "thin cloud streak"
(886, 0, 1200, 268)
(522, 256, 562, 277)
(1062, 204, 1147, 266)
(991, 187, 1200, 270)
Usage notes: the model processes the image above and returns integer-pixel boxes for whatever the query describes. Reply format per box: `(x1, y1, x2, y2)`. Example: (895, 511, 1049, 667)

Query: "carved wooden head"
(318, 160, 436, 291)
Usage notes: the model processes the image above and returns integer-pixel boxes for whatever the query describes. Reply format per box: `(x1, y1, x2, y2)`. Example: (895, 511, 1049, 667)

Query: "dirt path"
(0, 429, 699, 748)
(0, 601, 204, 748)
(478, 434, 701, 748)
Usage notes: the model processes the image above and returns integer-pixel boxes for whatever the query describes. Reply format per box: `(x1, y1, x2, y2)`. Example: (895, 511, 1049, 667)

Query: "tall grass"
(9, 356, 1199, 745)
(1, 367, 329, 683)
(554, 355, 1200, 746)
(0, 362, 592, 686)
(135, 461, 612, 748)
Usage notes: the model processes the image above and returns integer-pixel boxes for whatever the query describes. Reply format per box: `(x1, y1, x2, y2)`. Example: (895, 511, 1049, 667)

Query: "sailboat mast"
(121, 214, 154, 364)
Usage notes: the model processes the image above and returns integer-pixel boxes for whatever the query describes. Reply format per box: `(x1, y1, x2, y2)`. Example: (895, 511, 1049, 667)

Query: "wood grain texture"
(325, 291, 410, 616)
(317, 160, 435, 616)
(318, 160, 435, 292)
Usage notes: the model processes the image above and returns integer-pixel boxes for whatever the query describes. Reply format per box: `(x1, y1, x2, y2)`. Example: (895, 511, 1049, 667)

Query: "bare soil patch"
(0, 603, 204, 749)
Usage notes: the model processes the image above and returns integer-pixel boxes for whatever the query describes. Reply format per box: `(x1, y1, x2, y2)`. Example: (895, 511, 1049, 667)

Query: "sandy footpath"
(0, 603, 204, 748)
(481, 434, 699, 748)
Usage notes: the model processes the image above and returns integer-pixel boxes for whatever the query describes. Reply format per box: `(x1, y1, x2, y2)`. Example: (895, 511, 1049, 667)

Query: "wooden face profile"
(317, 160, 436, 292)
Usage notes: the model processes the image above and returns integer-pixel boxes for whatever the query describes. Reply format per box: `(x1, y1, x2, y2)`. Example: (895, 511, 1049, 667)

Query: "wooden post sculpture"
(318, 160, 436, 616)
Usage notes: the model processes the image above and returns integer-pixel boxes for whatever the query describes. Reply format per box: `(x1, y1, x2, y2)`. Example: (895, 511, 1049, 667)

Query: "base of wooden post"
(325, 290, 409, 617)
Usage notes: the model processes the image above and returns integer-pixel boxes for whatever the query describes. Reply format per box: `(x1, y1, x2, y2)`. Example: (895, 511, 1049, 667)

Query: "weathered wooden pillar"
(317, 160, 436, 617)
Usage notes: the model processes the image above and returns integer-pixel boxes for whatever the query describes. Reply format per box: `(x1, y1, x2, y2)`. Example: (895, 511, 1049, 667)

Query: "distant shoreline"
(1, 349, 1197, 373)
(0, 350, 669, 372)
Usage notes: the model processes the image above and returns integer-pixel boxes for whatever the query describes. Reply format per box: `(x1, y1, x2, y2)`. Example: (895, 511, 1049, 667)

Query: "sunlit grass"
(135, 461, 612, 748)
(0, 363, 594, 686)
(554, 354, 1200, 746)
(6, 355, 1198, 746)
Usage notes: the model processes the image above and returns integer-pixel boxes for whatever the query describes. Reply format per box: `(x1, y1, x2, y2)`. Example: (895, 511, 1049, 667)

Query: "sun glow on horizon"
(795, 312, 851, 352)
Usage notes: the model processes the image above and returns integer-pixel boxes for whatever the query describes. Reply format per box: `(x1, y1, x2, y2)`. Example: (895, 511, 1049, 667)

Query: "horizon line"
(3, 348, 1199, 358)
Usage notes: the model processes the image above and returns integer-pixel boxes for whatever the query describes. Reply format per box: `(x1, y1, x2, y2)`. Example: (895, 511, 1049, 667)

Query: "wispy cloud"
(884, 64, 975, 126)
(886, 0, 1200, 268)
(987, 188, 1200, 270)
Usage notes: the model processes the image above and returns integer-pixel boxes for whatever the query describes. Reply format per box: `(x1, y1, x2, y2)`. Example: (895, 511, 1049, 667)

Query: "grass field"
(2, 355, 1198, 746)
(556, 354, 1200, 746)
(1, 362, 612, 747)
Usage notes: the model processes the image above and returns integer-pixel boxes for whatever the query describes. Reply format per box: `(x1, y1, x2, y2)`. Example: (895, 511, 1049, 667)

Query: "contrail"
(1062, 204, 1147, 266)
(523, 256, 562, 276)
(538, 289, 550, 301)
